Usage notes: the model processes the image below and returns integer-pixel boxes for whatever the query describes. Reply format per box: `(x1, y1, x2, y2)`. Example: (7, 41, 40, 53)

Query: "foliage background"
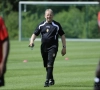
(0, 0, 100, 40)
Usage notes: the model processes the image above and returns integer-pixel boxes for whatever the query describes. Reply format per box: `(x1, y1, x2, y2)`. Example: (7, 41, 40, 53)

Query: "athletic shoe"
(44, 80, 49, 87)
(94, 82, 100, 90)
(0, 76, 4, 87)
(49, 79, 55, 86)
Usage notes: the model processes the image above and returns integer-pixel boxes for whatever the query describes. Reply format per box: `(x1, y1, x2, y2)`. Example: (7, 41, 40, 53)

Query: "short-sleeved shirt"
(34, 20, 65, 51)
(0, 17, 8, 62)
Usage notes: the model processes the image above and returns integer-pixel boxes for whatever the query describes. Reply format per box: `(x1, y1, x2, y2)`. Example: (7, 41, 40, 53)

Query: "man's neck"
(46, 20, 52, 23)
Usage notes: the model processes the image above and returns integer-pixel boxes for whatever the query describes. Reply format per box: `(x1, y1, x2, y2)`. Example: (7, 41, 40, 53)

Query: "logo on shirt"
(46, 26, 50, 28)
(46, 29, 49, 32)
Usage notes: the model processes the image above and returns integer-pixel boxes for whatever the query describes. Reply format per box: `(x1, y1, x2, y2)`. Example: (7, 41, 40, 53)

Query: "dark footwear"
(94, 82, 100, 90)
(0, 76, 5, 87)
(49, 79, 55, 86)
(44, 80, 49, 87)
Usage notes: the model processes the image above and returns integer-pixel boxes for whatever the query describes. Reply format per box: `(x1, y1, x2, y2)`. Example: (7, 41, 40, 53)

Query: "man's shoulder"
(52, 20, 61, 27)
(52, 20, 60, 25)
(37, 21, 46, 29)
(38, 21, 46, 25)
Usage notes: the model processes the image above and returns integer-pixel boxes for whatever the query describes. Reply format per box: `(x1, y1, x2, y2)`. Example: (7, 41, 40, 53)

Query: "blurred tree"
(0, 0, 100, 39)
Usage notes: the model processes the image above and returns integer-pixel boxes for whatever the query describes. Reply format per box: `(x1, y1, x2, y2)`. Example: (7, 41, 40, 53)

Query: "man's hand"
(29, 43, 34, 47)
(61, 48, 66, 56)
(29, 43, 34, 50)
(61, 35, 66, 56)
(29, 34, 36, 48)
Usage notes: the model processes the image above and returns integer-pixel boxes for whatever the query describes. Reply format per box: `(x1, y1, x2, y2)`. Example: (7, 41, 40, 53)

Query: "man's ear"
(44, 14, 46, 19)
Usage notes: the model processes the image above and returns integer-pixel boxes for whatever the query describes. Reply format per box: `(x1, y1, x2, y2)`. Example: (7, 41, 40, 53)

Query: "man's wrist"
(63, 45, 66, 48)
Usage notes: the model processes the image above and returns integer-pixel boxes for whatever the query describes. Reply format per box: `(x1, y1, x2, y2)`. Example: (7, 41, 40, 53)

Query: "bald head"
(45, 9, 53, 23)
(45, 9, 53, 15)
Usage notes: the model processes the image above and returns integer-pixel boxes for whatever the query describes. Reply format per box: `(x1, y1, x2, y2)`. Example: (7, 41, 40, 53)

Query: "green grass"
(1, 40, 100, 90)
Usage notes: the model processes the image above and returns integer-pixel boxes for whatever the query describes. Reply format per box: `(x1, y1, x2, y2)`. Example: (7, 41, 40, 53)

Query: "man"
(0, 16, 10, 87)
(29, 9, 66, 87)
(94, 61, 100, 90)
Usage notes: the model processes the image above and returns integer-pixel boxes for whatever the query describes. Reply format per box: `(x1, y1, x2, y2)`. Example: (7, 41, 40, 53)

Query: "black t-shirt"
(34, 20, 65, 51)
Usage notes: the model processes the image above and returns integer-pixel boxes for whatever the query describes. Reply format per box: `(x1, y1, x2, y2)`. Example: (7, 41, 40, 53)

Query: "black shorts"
(41, 48, 57, 67)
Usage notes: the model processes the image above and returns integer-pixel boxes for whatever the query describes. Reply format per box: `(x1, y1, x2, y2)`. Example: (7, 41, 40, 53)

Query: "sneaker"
(94, 82, 100, 90)
(0, 77, 4, 87)
(49, 79, 55, 86)
(44, 80, 49, 87)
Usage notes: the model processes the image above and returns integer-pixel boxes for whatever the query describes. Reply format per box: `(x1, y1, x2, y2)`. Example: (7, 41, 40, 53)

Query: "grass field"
(1, 40, 100, 90)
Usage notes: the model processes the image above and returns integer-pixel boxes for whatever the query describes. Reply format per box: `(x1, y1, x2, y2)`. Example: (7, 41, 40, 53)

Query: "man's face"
(45, 11, 53, 23)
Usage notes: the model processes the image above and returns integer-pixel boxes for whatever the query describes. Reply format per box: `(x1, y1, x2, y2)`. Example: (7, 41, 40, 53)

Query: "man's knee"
(47, 64, 53, 67)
